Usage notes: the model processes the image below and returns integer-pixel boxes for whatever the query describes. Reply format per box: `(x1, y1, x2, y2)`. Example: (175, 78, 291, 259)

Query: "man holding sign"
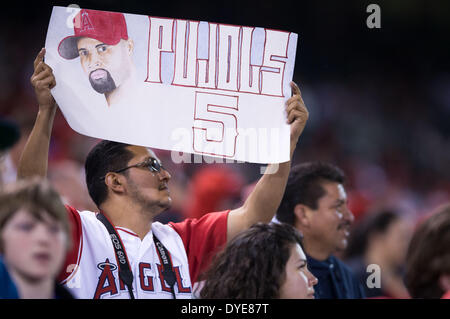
(18, 8, 308, 299)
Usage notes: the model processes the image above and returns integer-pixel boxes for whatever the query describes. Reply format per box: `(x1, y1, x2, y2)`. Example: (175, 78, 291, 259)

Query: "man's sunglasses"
(100, 157, 164, 181)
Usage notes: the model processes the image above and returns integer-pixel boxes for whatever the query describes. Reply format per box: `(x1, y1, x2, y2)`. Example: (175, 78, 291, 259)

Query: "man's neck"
(302, 237, 332, 261)
(100, 200, 153, 240)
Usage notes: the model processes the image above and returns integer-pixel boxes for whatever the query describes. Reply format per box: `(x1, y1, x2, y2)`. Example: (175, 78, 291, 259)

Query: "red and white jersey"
(58, 206, 228, 299)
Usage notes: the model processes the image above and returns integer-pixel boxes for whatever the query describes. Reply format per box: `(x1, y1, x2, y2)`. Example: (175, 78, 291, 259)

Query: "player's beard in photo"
(89, 68, 117, 94)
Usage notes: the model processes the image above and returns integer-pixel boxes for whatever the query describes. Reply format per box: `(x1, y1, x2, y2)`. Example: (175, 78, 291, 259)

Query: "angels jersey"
(58, 206, 228, 299)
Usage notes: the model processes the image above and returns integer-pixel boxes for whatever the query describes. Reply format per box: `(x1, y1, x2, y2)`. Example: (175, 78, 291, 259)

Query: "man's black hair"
(85, 140, 134, 208)
(276, 162, 346, 225)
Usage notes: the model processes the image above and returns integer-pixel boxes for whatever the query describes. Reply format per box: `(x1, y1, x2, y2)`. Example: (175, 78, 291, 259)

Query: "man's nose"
(88, 51, 102, 69)
(344, 206, 355, 224)
(158, 167, 171, 181)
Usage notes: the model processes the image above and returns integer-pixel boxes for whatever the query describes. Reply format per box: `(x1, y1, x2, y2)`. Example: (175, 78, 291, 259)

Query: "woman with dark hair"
(405, 203, 450, 299)
(198, 222, 318, 299)
(343, 210, 412, 298)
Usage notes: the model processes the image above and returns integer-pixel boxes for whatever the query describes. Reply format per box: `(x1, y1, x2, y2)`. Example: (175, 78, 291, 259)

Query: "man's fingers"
(31, 71, 54, 89)
(50, 78, 57, 89)
(286, 83, 304, 107)
(286, 92, 305, 106)
(32, 67, 53, 82)
(287, 108, 301, 123)
(34, 76, 55, 90)
(290, 81, 301, 97)
(286, 100, 309, 122)
(286, 95, 306, 116)
(287, 109, 308, 124)
(33, 48, 44, 69)
(286, 95, 300, 106)
(35, 60, 53, 75)
(287, 110, 300, 124)
(35, 76, 55, 89)
(33, 48, 45, 70)
(285, 100, 298, 115)
(32, 62, 54, 87)
(33, 62, 45, 76)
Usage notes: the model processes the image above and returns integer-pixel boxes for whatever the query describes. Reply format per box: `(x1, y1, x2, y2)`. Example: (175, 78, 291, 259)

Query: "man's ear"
(104, 172, 126, 194)
(294, 203, 311, 228)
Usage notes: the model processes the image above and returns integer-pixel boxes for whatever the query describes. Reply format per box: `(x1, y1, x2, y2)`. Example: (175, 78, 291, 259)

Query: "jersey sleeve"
(169, 210, 229, 284)
(57, 205, 83, 283)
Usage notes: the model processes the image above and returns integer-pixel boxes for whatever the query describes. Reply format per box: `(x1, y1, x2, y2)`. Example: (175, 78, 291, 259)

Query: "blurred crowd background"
(1, 0, 449, 292)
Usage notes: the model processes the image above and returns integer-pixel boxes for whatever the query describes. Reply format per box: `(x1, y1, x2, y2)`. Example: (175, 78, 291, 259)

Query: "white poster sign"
(45, 6, 298, 163)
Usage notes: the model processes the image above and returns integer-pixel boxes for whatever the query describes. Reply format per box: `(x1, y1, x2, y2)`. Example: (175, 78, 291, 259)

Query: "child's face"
(1, 209, 67, 282)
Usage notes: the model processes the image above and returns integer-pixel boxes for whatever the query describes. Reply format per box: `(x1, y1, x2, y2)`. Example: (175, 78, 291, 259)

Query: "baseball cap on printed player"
(58, 9, 128, 60)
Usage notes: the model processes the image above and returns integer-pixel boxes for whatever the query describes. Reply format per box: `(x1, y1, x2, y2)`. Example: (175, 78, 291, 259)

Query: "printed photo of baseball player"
(58, 9, 137, 108)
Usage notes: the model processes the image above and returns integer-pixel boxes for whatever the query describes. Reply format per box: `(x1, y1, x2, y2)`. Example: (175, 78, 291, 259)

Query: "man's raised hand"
(30, 48, 56, 110)
(286, 81, 309, 151)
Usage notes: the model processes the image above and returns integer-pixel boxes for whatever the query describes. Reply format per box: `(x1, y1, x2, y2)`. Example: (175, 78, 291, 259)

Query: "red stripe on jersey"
(169, 210, 229, 284)
(116, 227, 139, 238)
(58, 205, 83, 283)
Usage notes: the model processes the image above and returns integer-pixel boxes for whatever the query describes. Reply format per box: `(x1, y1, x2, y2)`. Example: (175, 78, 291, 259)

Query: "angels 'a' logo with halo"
(81, 10, 94, 32)
(97, 259, 118, 271)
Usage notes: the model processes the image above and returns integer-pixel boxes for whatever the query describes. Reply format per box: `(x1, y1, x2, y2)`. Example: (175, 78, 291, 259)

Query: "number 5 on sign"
(193, 92, 239, 158)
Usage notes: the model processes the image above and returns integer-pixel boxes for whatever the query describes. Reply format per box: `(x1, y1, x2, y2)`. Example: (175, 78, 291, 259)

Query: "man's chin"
(91, 84, 115, 95)
(159, 197, 172, 211)
(335, 239, 348, 252)
(89, 73, 116, 94)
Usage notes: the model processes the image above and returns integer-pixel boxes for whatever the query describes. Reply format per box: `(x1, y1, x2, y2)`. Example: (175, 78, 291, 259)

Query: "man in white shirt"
(19, 46, 309, 299)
